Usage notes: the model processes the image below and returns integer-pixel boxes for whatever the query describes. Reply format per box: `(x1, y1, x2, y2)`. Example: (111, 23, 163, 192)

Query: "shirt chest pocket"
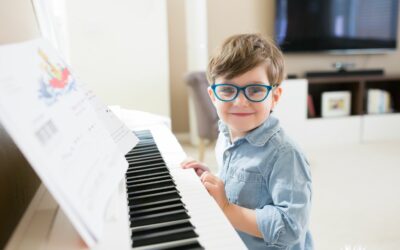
(226, 168, 265, 209)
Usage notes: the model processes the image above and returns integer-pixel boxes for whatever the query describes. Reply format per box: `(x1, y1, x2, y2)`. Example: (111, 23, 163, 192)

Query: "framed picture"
(321, 91, 351, 117)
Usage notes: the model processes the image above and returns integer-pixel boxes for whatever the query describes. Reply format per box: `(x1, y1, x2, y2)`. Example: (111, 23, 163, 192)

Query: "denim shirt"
(216, 116, 313, 250)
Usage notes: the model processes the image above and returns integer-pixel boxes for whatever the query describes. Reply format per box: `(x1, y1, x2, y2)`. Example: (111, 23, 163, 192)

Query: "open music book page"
(85, 90, 138, 154)
(0, 39, 131, 247)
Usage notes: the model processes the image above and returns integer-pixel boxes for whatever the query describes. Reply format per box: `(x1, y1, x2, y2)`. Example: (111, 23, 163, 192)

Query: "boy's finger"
(195, 168, 204, 177)
(181, 159, 193, 166)
(202, 181, 215, 193)
(201, 172, 216, 184)
(182, 163, 194, 169)
(200, 171, 208, 181)
(181, 160, 197, 168)
(185, 162, 204, 169)
(181, 157, 195, 165)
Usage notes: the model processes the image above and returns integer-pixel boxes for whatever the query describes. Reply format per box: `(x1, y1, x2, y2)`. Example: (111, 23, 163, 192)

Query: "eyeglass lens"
(215, 85, 269, 102)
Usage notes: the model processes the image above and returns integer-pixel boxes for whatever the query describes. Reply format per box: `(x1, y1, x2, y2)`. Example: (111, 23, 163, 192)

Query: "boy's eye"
(218, 86, 236, 94)
(247, 86, 266, 95)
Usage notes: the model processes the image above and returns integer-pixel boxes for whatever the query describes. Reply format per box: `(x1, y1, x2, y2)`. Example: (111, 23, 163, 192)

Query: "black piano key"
(126, 152, 161, 160)
(128, 190, 179, 202)
(127, 180, 175, 193)
(131, 203, 187, 219)
(156, 241, 205, 250)
(126, 162, 168, 171)
(127, 184, 176, 195)
(136, 142, 155, 146)
(125, 166, 167, 177)
(128, 161, 166, 170)
(128, 159, 166, 168)
(125, 147, 161, 159)
(135, 133, 153, 138)
(132, 222, 195, 241)
(127, 163, 168, 173)
(126, 173, 171, 184)
(126, 175, 172, 185)
(126, 174, 170, 184)
(126, 170, 170, 180)
(128, 192, 181, 207)
(126, 166, 167, 175)
(127, 178, 174, 188)
(129, 196, 182, 209)
(135, 133, 154, 138)
(130, 208, 189, 228)
(135, 135, 153, 139)
(127, 156, 164, 164)
(131, 222, 197, 248)
(125, 149, 161, 160)
(127, 162, 167, 171)
(130, 201, 185, 216)
(128, 187, 178, 200)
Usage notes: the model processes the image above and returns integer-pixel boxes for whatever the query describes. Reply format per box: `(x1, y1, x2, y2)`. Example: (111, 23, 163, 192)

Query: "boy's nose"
(233, 91, 249, 106)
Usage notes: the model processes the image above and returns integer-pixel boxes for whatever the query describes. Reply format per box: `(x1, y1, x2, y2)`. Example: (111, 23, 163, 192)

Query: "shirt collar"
(218, 116, 281, 147)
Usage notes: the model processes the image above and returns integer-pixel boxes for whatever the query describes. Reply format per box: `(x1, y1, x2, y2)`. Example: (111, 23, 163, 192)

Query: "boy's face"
(208, 63, 282, 139)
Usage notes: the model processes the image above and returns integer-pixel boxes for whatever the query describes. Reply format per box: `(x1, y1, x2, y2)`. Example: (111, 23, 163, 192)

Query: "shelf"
(275, 78, 400, 145)
(307, 75, 400, 119)
(364, 78, 400, 114)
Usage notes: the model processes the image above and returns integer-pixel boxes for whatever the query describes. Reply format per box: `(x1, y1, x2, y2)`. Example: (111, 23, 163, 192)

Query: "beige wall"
(207, 0, 273, 56)
(167, 0, 189, 133)
(67, 0, 171, 117)
(0, 0, 40, 45)
(168, 0, 400, 133)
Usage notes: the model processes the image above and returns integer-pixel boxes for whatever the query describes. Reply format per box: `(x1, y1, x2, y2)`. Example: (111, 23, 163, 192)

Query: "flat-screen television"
(275, 0, 399, 53)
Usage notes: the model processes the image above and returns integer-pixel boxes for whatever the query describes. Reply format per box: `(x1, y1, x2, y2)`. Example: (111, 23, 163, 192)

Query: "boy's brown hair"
(207, 33, 285, 86)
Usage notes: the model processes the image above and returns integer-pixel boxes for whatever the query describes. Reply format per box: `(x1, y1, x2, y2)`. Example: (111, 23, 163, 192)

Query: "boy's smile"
(229, 112, 255, 116)
(208, 63, 282, 141)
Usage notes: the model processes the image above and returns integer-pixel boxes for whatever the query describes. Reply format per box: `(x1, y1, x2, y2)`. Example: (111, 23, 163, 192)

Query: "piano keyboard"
(5, 125, 246, 250)
(125, 130, 204, 249)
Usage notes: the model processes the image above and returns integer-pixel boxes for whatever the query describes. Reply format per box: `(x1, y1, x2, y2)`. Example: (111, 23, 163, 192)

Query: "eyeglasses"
(211, 83, 277, 102)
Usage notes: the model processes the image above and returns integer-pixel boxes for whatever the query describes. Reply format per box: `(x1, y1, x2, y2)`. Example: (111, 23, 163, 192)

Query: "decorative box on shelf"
(321, 91, 351, 118)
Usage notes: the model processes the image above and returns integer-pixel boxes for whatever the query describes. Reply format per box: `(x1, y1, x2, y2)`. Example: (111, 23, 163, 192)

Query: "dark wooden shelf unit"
(307, 75, 400, 119)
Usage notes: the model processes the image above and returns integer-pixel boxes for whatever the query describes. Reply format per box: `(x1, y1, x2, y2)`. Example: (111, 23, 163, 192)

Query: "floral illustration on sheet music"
(38, 49, 76, 105)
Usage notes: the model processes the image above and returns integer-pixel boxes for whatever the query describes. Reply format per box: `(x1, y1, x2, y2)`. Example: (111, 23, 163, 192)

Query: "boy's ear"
(207, 86, 216, 103)
(271, 86, 282, 109)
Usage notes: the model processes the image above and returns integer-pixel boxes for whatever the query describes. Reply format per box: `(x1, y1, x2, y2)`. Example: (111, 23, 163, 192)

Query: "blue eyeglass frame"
(211, 83, 278, 102)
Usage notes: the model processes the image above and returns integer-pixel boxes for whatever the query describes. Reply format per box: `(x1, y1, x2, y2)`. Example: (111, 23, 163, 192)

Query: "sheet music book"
(86, 90, 139, 154)
(0, 39, 137, 247)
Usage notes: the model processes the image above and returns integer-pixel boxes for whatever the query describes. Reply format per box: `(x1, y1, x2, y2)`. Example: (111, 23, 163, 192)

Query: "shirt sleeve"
(255, 145, 312, 247)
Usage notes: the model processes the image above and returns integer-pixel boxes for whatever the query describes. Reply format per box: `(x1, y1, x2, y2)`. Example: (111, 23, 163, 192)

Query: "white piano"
(6, 120, 247, 250)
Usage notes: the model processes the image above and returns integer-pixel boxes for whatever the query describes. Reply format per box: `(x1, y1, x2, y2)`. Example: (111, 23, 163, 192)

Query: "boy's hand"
(200, 172, 229, 211)
(181, 158, 210, 177)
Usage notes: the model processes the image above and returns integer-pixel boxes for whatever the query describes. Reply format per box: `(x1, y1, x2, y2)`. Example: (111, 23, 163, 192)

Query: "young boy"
(181, 34, 313, 249)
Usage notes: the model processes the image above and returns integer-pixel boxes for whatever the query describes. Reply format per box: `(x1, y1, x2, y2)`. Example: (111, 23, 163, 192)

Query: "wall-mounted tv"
(275, 0, 399, 53)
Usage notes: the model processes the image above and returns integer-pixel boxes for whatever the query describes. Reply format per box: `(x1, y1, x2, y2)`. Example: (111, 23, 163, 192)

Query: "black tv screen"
(275, 0, 399, 53)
